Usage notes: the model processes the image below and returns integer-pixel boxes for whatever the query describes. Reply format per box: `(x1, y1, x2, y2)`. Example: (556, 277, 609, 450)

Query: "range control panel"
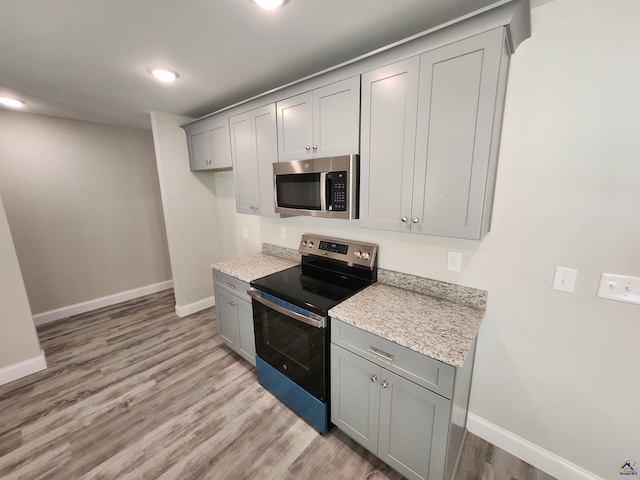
(299, 234, 378, 269)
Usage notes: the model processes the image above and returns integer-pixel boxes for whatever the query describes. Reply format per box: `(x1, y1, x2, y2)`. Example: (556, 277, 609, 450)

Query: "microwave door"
(275, 172, 323, 213)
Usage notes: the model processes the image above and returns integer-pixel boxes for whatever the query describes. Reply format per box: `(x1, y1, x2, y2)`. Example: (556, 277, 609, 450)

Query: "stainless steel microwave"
(273, 154, 359, 219)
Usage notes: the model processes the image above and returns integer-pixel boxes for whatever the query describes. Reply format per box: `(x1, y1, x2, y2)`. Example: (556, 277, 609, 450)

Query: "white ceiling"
(0, 0, 535, 130)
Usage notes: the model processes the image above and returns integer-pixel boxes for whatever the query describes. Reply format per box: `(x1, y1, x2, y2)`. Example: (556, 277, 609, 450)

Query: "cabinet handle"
(305, 145, 311, 151)
(412, 217, 419, 223)
(370, 374, 377, 383)
(312, 145, 318, 150)
(368, 347, 394, 363)
(381, 380, 389, 389)
(224, 282, 236, 290)
(226, 300, 236, 307)
(401, 216, 408, 223)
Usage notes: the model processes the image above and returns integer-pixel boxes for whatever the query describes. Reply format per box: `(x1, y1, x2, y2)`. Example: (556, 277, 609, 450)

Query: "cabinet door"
(251, 104, 279, 217)
(188, 125, 212, 171)
(330, 344, 380, 454)
(230, 111, 258, 214)
(412, 28, 506, 239)
(231, 105, 280, 217)
(359, 57, 421, 231)
(312, 76, 360, 158)
(216, 289, 239, 349)
(236, 297, 256, 365)
(277, 91, 313, 161)
(378, 369, 451, 480)
(208, 118, 233, 169)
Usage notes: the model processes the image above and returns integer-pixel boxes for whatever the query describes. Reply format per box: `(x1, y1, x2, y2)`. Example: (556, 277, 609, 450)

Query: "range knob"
(362, 252, 371, 260)
(307, 241, 314, 248)
(354, 250, 362, 258)
(301, 240, 307, 247)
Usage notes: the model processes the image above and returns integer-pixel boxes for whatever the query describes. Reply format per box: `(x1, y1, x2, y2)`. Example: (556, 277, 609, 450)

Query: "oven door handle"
(248, 288, 327, 328)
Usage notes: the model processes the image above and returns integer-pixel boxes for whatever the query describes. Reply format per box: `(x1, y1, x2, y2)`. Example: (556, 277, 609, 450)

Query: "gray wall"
(0, 194, 42, 371)
(0, 111, 172, 315)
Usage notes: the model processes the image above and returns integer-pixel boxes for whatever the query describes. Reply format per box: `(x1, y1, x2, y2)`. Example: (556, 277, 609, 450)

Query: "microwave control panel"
(327, 171, 347, 211)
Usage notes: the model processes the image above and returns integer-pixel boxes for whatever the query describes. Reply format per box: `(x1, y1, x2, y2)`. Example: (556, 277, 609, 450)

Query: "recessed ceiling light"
(253, 0, 286, 10)
(149, 68, 179, 83)
(0, 97, 25, 108)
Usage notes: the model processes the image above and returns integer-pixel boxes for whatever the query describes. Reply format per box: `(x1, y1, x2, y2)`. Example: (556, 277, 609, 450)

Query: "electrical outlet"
(280, 227, 286, 239)
(552, 266, 578, 293)
(447, 252, 462, 272)
(597, 273, 640, 305)
(242, 227, 248, 239)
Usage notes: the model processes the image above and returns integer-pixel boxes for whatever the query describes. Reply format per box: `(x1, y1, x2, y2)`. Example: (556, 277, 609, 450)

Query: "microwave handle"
(320, 172, 328, 212)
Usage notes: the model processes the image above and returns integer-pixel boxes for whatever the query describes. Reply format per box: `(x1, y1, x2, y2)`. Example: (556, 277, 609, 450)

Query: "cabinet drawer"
(213, 270, 250, 302)
(331, 319, 455, 399)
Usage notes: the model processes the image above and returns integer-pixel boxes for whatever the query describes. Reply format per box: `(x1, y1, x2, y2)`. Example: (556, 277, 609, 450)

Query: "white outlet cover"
(447, 252, 462, 272)
(552, 266, 578, 293)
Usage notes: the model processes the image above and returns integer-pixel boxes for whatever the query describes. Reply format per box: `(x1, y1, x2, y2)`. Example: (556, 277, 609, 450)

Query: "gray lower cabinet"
(213, 269, 255, 365)
(360, 27, 509, 240)
(331, 319, 473, 480)
(229, 104, 280, 216)
(183, 116, 233, 171)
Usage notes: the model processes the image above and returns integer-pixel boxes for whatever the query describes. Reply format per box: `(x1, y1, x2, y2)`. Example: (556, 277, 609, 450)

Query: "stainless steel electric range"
(248, 234, 378, 434)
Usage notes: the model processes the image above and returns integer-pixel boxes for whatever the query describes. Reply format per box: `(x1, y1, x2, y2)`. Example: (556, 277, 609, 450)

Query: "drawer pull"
(224, 282, 236, 290)
(368, 347, 394, 363)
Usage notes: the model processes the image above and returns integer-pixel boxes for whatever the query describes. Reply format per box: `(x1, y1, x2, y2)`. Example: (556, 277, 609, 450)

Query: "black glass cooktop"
(250, 265, 371, 316)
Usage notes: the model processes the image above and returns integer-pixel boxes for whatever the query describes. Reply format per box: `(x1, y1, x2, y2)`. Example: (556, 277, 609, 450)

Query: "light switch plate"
(597, 273, 640, 305)
(552, 267, 578, 293)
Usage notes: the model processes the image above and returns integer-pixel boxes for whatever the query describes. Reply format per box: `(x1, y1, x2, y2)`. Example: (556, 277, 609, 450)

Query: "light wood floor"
(0, 290, 555, 480)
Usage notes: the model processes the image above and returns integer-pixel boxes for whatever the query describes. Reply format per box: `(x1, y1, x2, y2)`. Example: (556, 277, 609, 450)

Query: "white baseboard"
(467, 413, 604, 480)
(33, 280, 174, 326)
(175, 295, 215, 318)
(0, 350, 47, 386)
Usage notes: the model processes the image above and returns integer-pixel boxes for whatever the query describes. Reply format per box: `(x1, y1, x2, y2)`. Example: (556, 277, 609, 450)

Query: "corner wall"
(150, 112, 261, 316)
(0, 194, 45, 385)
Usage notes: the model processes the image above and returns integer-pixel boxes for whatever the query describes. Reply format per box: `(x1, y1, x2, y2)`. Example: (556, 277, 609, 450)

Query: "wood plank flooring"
(0, 290, 556, 480)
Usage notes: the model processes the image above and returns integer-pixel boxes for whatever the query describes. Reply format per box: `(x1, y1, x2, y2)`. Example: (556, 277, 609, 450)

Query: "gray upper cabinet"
(230, 104, 280, 216)
(360, 56, 421, 232)
(184, 116, 233, 171)
(360, 28, 509, 239)
(277, 76, 360, 161)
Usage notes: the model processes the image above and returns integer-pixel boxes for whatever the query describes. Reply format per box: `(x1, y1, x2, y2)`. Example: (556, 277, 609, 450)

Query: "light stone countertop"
(211, 252, 297, 283)
(329, 283, 484, 368)
(212, 244, 485, 368)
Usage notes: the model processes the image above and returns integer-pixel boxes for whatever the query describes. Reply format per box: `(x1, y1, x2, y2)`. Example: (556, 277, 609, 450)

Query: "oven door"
(249, 288, 327, 402)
